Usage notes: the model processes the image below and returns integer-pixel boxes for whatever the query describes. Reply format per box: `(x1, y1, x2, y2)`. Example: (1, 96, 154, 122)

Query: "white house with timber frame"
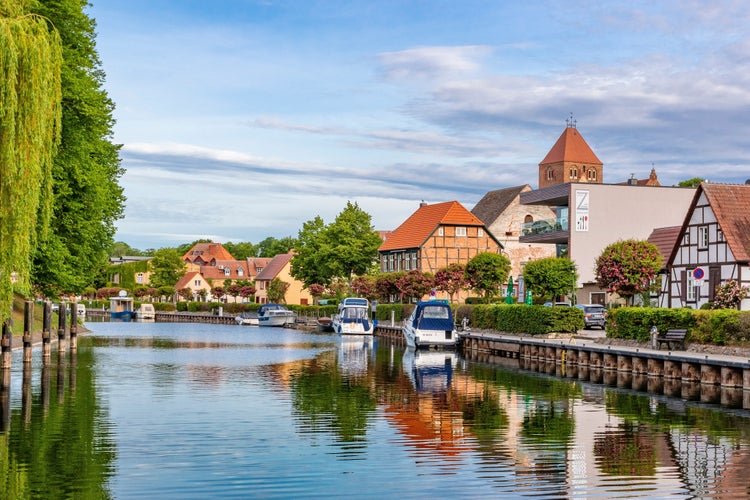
(663, 182, 750, 310)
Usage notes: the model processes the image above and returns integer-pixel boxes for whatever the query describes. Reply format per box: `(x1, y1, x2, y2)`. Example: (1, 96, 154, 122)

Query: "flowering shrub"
(712, 280, 748, 309)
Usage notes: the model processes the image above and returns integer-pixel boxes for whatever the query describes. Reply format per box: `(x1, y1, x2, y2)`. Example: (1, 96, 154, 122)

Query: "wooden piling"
(57, 302, 67, 353)
(70, 301, 78, 351)
(42, 301, 51, 361)
(0, 321, 11, 369)
(23, 300, 33, 362)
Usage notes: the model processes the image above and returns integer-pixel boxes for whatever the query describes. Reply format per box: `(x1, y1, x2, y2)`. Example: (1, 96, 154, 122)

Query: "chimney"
(419, 200, 427, 207)
(628, 173, 638, 186)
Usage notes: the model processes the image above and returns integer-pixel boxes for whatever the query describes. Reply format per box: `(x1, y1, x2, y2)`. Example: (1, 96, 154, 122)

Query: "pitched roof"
(471, 185, 529, 225)
(182, 243, 235, 263)
(200, 260, 250, 280)
(255, 252, 293, 281)
(539, 127, 602, 166)
(379, 201, 485, 251)
(246, 257, 272, 278)
(647, 226, 681, 265)
(702, 183, 750, 262)
(174, 271, 204, 290)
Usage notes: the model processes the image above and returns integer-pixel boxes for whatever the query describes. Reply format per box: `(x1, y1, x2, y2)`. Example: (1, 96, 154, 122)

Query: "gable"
(471, 185, 528, 226)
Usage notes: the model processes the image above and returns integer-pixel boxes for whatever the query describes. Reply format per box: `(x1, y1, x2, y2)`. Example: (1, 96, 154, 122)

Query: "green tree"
(291, 202, 381, 287)
(223, 241, 258, 260)
(677, 177, 704, 188)
(396, 270, 434, 303)
(290, 216, 334, 286)
(523, 257, 578, 302)
(109, 241, 147, 257)
(267, 278, 290, 303)
(595, 239, 662, 305)
(326, 201, 382, 281)
(0, 0, 62, 321)
(256, 236, 296, 257)
(464, 252, 511, 302)
(31, 0, 125, 297)
(149, 248, 185, 288)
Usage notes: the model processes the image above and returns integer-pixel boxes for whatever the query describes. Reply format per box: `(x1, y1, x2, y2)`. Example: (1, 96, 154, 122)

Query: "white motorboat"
(402, 301, 458, 348)
(257, 303, 295, 327)
(235, 312, 259, 326)
(331, 297, 374, 335)
(136, 303, 155, 320)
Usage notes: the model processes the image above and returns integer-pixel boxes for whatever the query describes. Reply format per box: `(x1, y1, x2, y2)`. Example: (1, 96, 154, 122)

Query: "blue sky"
(88, 0, 750, 251)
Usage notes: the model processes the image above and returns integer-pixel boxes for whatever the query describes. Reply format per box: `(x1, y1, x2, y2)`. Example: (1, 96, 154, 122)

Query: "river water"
(2, 321, 750, 499)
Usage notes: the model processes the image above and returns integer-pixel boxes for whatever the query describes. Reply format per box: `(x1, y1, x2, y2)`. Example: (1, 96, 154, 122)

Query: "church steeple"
(538, 116, 603, 189)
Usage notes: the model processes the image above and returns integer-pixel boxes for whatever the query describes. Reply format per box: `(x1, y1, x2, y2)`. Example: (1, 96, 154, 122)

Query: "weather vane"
(566, 112, 577, 129)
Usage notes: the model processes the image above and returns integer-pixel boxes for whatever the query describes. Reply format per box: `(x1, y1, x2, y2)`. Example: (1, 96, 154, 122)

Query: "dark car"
(574, 304, 606, 329)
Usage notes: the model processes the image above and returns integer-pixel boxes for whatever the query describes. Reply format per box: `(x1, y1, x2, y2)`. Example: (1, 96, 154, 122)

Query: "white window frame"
(698, 226, 709, 249)
(238, 268, 244, 276)
(687, 272, 697, 301)
(136, 273, 144, 284)
(455, 226, 467, 237)
(478, 228, 484, 237)
(438, 227, 444, 236)
(224, 268, 230, 276)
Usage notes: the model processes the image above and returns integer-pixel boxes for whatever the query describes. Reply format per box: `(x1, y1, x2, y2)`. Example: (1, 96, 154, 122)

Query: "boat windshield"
(421, 306, 450, 319)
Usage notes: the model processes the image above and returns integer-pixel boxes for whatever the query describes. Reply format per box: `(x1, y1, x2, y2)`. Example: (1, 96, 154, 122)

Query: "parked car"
(543, 302, 571, 307)
(574, 304, 606, 329)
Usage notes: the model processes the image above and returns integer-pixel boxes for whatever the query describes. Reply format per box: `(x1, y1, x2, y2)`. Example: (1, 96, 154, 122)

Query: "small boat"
(331, 297, 374, 335)
(316, 316, 334, 332)
(257, 303, 295, 327)
(136, 303, 155, 320)
(402, 301, 458, 348)
(109, 291, 135, 321)
(235, 311, 259, 326)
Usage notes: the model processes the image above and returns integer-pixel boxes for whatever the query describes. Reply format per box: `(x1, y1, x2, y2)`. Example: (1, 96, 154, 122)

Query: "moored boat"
(136, 303, 155, 320)
(257, 303, 295, 327)
(110, 291, 135, 321)
(235, 312, 259, 326)
(331, 297, 374, 335)
(316, 316, 334, 332)
(402, 301, 458, 348)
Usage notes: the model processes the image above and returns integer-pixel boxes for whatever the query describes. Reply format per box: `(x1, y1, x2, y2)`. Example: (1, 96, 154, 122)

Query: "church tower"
(538, 117, 603, 189)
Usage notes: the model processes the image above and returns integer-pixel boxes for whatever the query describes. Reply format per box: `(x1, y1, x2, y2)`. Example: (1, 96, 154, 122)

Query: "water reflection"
(1, 322, 750, 498)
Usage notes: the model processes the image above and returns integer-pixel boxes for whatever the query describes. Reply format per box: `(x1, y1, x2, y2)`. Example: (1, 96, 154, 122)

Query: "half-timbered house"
(664, 183, 750, 310)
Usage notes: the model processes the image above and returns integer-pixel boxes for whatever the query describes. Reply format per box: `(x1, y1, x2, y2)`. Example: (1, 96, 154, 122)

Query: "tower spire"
(566, 112, 577, 129)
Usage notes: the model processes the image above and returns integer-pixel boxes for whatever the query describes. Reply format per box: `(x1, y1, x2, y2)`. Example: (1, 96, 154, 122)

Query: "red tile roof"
(702, 183, 750, 262)
(379, 201, 485, 251)
(255, 252, 293, 281)
(182, 243, 235, 263)
(647, 226, 681, 265)
(200, 260, 251, 280)
(539, 127, 602, 166)
(174, 271, 203, 291)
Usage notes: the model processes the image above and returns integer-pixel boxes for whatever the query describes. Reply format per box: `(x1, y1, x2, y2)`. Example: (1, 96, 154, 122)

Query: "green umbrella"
(525, 289, 533, 305)
(505, 276, 514, 304)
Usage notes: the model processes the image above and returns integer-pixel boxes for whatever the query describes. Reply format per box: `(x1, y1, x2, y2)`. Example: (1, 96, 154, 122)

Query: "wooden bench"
(656, 329, 687, 350)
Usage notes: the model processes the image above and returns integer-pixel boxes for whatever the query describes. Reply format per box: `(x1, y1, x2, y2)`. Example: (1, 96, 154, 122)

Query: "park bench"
(656, 328, 687, 350)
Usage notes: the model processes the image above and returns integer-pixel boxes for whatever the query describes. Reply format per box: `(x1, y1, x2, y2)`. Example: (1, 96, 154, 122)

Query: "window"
(698, 226, 708, 249)
(524, 215, 533, 223)
(136, 273, 144, 284)
(456, 226, 467, 237)
(438, 227, 444, 236)
(587, 169, 597, 181)
(194, 279, 202, 287)
(478, 228, 484, 237)
(238, 268, 244, 276)
(569, 167, 578, 180)
(224, 267, 230, 276)
(687, 272, 697, 301)
(411, 251, 417, 269)
(718, 229, 724, 242)
(547, 168, 554, 180)
(683, 231, 690, 245)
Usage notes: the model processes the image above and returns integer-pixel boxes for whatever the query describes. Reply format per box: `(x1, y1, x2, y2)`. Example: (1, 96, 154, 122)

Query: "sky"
(86, 0, 750, 251)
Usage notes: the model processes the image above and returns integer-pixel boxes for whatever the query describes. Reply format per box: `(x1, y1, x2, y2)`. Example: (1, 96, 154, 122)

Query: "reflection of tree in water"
(593, 422, 657, 476)
(289, 358, 377, 444)
(521, 400, 575, 445)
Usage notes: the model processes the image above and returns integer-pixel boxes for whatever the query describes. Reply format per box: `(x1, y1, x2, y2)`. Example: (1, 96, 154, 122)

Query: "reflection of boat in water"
(332, 298, 374, 335)
(110, 291, 135, 321)
(257, 303, 295, 327)
(338, 334, 374, 375)
(402, 348, 457, 393)
(235, 312, 259, 326)
(402, 301, 457, 348)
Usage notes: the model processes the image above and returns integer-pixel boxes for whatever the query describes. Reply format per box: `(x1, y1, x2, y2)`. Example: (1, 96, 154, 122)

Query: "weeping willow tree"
(0, 0, 62, 323)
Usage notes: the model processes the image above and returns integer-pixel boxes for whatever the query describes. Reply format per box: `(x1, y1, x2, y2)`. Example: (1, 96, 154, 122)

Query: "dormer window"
(238, 268, 244, 276)
(224, 268, 230, 276)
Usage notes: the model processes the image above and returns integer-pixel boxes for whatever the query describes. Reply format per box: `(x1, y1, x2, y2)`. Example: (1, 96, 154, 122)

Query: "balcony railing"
(521, 217, 568, 236)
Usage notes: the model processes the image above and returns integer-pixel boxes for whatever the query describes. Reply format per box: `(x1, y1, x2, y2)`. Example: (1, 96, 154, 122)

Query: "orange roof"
(255, 252, 293, 281)
(182, 243, 235, 263)
(539, 127, 602, 166)
(379, 201, 485, 251)
(174, 271, 204, 291)
(702, 183, 750, 262)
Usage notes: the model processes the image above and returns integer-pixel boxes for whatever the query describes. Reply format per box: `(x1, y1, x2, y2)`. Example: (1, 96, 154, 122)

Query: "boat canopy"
(411, 302, 454, 331)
